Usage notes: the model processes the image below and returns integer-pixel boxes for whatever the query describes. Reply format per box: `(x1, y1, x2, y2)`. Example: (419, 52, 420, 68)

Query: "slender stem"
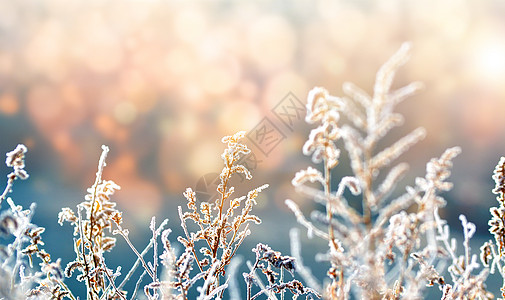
(363, 141, 376, 273)
(190, 246, 203, 273)
(214, 162, 232, 258)
(339, 269, 345, 300)
(77, 208, 95, 300)
(396, 192, 426, 293)
(246, 260, 260, 300)
(280, 268, 284, 300)
(57, 279, 77, 300)
(115, 225, 154, 280)
(324, 159, 339, 252)
(181, 282, 187, 300)
(227, 217, 243, 253)
(396, 248, 409, 296)
(218, 166, 231, 220)
(363, 147, 373, 232)
(151, 221, 159, 299)
(100, 261, 127, 300)
(89, 183, 99, 243)
(0, 175, 15, 206)
(86, 146, 109, 297)
(130, 270, 146, 300)
(229, 224, 249, 263)
(178, 207, 203, 272)
(118, 238, 154, 289)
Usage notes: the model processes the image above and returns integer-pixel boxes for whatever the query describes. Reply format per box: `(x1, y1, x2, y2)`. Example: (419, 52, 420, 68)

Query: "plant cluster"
(286, 43, 495, 299)
(0, 44, 504, 300)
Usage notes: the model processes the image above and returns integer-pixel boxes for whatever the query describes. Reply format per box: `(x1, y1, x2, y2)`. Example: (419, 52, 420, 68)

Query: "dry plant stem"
(80, 147, 109, 299)
(489, 244, 505, 289)
(27, 226, 78, 299)
(229, 223, 249, 260)
(199, 262, 219, 299)
(324, 159, 339, 253)
(323, 159, 345, 299)
(58, 279, 78, 300)
(0, 175, 14, 205)
(77, 207, 95, 300)
(246, 259, 260, 300)
(89, 184, 99, 247)
(280, 268, 284, 300)
(130, 270, 146, 300)
(178, 206, 203, 272)
(339, 268, 345, 299)
(150, 218, 159, 299)
(434, 209, 458, 264)
(181, 282, 187, 300)
(205, 284, 228, 299)
(363, 145, 374, 233)
(246, 259, 277, 300)
(118, 238, 154, 290)
(285, 199, 329, 240)
(114, 225, 154, 280)
(88, 147, 108, 270)
(395, 202, 426, 291)
(101, 269, 121, 298)
(397, 220, 418, 292)
(100, 261, 126, 300)
(289, 228, 322, 291)
(214, 160, 232, 259)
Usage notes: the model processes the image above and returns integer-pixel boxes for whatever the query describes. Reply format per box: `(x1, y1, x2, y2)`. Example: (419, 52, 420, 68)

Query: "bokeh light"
(473, 40, 505, 82)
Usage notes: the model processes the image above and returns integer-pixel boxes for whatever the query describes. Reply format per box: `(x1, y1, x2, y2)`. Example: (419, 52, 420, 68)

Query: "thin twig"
(246, 260, 278, 300)
(323, 158, 339, 253)
(114, 225, 154, 280)
(100, 261, 127, 300)
(77, 206, 94, 300)
(289, 228, 321, 291)
(178, 206, 203, 272)
(130, 270, 147, 300)
(118, 219, 169, 290)
(0, 176, 14, 206)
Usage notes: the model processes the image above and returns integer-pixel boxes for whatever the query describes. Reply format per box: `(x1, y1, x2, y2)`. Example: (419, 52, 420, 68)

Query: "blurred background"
(1, 0, 505, 297)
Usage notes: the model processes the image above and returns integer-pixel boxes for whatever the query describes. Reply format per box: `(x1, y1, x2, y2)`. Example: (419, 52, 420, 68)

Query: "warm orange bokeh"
(0, 0, 504, 221)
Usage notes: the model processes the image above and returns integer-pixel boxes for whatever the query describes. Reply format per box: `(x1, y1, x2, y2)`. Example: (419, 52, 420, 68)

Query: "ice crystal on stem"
(1, 144, 29, 205)
(243, 243, 321, 300)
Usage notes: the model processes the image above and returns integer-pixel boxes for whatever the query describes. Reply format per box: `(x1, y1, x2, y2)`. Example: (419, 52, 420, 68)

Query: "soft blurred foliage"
(1, 0, 505, 294)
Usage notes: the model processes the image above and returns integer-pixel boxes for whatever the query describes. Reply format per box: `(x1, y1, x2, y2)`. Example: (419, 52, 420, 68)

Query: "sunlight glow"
(474, 42, 505, 80)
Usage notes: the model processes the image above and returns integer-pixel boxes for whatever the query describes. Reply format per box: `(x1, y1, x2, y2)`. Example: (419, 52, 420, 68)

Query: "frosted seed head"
(5, 144, 27, 168)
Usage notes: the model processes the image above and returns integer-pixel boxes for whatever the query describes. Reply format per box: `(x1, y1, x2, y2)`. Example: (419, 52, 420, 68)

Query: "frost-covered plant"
(177, 131, 269, 298)
(287, 43, 491, 299)
(1, 144, 29, 204)
(55, 131, 273, 299)
(58, 145, 126, 299)
(0, 144, 72, 299)
(481, 157, 505, 298)
(243, 243, 320, 300)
